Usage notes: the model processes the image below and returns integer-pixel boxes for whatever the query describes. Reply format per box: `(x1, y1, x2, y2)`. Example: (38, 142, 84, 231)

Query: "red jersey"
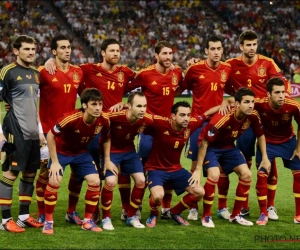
(38, 64, 84, 133)
(225, 54, 290, 98)
(108, 111, 153, 153)
(51, 109, 110, 156)
(144, 114, 206, 172)
(200, 108, 264, 149)
(125, 64, 183, 117)
(80, 63, 135, 111)
(254, 97, 300, 144)
(182, 60, 231, 116)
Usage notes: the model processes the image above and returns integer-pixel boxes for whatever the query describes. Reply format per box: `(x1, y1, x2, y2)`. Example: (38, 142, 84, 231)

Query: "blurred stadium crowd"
(0, 0, 299, 82)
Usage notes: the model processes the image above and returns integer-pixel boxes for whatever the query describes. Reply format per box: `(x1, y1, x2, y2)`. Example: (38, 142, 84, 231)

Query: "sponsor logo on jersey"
(199, 75, 205, 79)
(172, 74, 178, 85)
(261, 112, 267, 116)
(116, 126, 122, 129)
(258, 66, 266, 77)
(118, 83, 123, 87)
(74, 129, 80, 133)
(17, 76, 22, 80)
(151, 81, 157, 85)
(282, 113, 290, 121)
(242, 120, 250, 129)
(235, 71, 241, 74)
(118, 72, 124, 82)
(220, 71, 227, 82)
(52, 78, 58, 82)
(26, 75, 32, 79)
(226, 126, 231, 129)
(96, 72, 102, 76)
(34, 73, 40, 84)
(164, 131, 169, 135)
(184, 129, 190, 139)
(94, 126, 102, 134)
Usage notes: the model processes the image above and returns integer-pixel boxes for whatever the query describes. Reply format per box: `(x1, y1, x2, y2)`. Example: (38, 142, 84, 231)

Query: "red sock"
(267, 160, 277, 207)
(44, 183, 59, 221)
(231, 179, 251, 217)
(293, 172, 300, 216)
(149, 195, 161, 216)
(118, 174, 131, 211)
(242, 157, 253, 210)
(35, 163, 48, 217)
(171, 193, 200, 215)
(84, 184, 100, 220)
(101, 183, 114, 219)
(256, 171, 268, 215)
(67, 173, 83, 214)
(202, 178, 217, 217)
(218, 175, 230, 210)
(127, 186, 145, 217)
(162, 182, 172, 209)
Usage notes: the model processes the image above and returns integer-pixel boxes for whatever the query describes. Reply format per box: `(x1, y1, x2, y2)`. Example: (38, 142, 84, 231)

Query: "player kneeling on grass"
(42, 88, 113, 234)
(191, 87, 270, 228)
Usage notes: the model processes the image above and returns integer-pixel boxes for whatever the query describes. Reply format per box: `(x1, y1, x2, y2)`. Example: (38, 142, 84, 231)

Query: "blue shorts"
(87, 133, 101, 166)
(236, 127, 256, 158)
(204, 147, 246, 175)
(146, 168, 192, 196)
(48, 152, 98, 181)
(256, 136, 300, 171)
(185, 121, 208, 161)
(104, 151, 143, 178)
(138, 133, 153, 159)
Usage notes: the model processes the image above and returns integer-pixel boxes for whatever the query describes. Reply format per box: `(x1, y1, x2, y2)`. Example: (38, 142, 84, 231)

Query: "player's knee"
(48, 177, 62, 187)
(207, 171, 220, 182)
(152, 192, 164, 203)
(194, 185, 205, 198)
(240, 169, 252, 181)
(105, 176, 117, 187)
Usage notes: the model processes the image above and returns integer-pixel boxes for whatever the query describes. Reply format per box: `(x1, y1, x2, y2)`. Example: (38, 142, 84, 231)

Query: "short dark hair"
(239, 30, 258, 45)
(171, 101, 191, 115)
(80, 88, 103, 105)
(127, 91, 145, 105)
(155, 40, 172, 54)
(205, 35, 223, 49)
(12, 35, 36, 50)
(101, 39, 120, 52)
(234, 87, 255, 103)
(51, 34, 69, 51)
(266, 77, 285, 93)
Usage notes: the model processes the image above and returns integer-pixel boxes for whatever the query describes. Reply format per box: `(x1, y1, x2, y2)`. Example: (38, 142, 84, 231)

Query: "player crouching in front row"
(42, 88, 115, 234)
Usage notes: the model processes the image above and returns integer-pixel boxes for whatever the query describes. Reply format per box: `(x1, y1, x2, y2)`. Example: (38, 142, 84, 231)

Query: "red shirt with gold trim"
(126, 64, 183, 117)
(51, 109, 110, 156)
(144, 114, 206, 172)
(182, 60, 231, 116)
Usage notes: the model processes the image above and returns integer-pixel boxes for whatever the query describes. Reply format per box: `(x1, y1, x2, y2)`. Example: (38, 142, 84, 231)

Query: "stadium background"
(1, 1, 300, 249)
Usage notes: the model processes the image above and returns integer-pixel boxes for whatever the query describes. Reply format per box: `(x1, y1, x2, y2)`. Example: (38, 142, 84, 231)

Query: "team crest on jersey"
(282, 113, 290, 121)
(184, 129, 190, 139)
(118, 72, 124, 82)
(73, 72, 80, 83)
(242, 120, 250, 130)
(94, 126, 103, 134)
(34, 73, 40, 84)
(220, 71, 227, 82)
(172, 74, 178, 86)
(137, 124, 146, 133)
(258, 66, 266, 77)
